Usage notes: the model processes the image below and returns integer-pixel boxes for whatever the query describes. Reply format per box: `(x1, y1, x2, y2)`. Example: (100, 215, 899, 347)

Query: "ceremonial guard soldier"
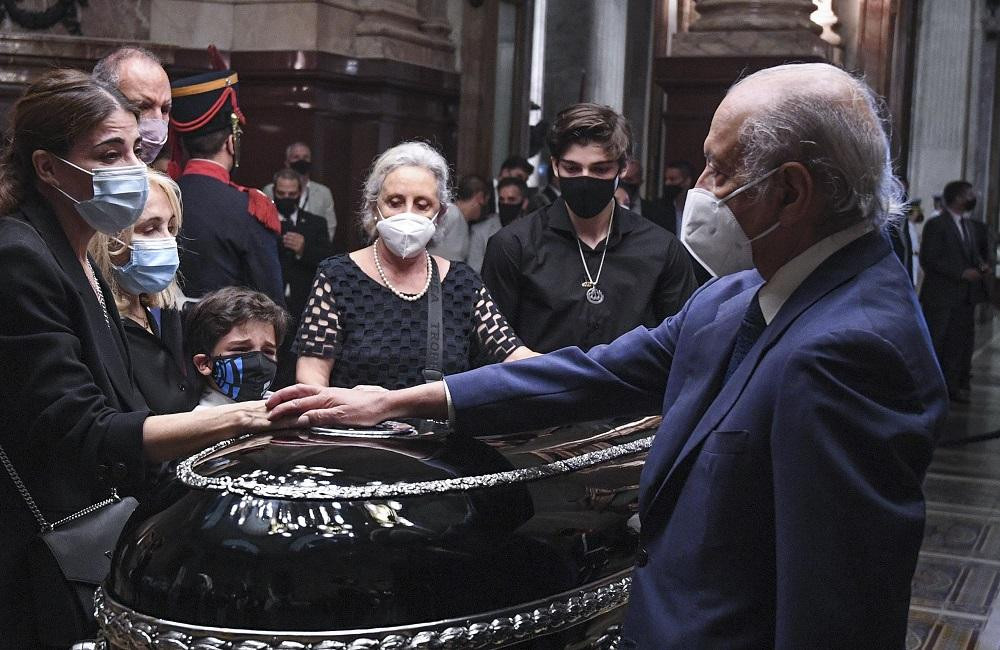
(169, 70, 285, 306)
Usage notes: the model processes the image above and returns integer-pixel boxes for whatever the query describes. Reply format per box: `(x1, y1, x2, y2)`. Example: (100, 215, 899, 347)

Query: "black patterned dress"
(292, 255, 523, 389)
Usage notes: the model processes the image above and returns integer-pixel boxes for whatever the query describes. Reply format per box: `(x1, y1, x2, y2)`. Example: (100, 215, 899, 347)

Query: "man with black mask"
(646, 160, 694, 235)
(920, 179, 991, 403)
(481, 103, 696, 352)
(646, 160, 712, 284)
(619, 158, 645, 216)
(263, 142, 337, 242)
(466, 176, 529, 273)
(271, 168, 334, 387)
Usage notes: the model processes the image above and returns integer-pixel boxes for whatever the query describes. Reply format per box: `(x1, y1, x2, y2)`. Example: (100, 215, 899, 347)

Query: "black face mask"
(498, 202, 522, 226)
(966, 197, 978, 212)
(275, 197, 299, 218)
(662, 184, 684, 201)
(559, 175, 618, 219)
(211, 351, 277, 402)
(289, 159, 312, 176)
(620, 181, 640, 197)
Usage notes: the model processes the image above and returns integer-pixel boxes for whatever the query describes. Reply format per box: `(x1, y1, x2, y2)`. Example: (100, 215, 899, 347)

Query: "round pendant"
(586, 286, 604, 304)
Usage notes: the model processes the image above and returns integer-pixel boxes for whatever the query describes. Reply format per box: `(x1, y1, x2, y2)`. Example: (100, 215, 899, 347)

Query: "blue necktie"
(724, 293, 766, 384)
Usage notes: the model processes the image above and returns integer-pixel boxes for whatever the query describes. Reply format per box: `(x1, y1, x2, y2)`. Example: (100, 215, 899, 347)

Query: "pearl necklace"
(372, 239, 432, 301)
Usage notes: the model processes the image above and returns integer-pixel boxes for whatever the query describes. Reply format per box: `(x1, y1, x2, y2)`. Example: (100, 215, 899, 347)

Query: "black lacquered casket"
(96, 416, 658, 649)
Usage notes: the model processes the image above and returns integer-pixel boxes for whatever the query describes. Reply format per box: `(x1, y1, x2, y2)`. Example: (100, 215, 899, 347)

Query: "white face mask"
(50, 156, 149, 235)
(679, 167, 781, 277)
(375, 207, 437, 259)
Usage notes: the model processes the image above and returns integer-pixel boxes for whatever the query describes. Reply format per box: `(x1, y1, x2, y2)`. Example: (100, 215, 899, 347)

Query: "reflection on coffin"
(97, 416, 658, 649)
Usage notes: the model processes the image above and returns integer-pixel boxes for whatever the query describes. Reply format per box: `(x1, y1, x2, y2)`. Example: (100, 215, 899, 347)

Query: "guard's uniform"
(169, 70, 285, 306)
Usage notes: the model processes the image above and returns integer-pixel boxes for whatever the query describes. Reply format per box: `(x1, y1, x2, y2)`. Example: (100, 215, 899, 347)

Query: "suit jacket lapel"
(651, 231, 892, 504)
(21, 201, 144, 410)
(639, 282, 759, 519)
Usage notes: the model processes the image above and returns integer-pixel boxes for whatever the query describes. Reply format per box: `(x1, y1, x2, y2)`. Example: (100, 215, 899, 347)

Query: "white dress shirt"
(758, 220, 873, 324)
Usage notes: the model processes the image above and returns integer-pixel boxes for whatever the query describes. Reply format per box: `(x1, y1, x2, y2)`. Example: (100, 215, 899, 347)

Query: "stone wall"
(0, 0, 460, 251)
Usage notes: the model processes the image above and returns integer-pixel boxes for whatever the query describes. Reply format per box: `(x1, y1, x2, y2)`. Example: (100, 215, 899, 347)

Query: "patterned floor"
(908, 318, 1000, 650)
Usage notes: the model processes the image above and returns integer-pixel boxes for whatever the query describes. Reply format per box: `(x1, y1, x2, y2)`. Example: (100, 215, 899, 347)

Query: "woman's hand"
(142, 400, 302, 463)
(214, 399, 296, 434)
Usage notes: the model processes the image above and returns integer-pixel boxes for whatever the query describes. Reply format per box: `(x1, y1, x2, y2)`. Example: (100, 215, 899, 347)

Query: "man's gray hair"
(732, 64, 905, 229)
(285, 141, 310, 159)
(359, 141, 452, 238)
(93, 46, 162, 86)
(273, 168, 304, 192)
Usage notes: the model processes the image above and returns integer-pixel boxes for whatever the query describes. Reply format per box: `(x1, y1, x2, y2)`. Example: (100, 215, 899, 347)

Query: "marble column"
(587, 0, 627, 111)
(671, 0, 830, 58)
(906, 0, 976, 212)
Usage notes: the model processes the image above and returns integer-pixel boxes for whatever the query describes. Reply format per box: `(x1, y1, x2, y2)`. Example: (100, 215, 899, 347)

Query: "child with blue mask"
(185, 287, 288, 409)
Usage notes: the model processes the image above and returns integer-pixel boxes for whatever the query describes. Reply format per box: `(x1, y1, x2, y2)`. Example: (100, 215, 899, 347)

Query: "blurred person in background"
(270, 167, 333, 387)
(263, 141, 337, 241)
(467, 176, 529, 274)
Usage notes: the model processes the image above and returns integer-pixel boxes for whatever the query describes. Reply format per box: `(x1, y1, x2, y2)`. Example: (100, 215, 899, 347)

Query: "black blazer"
(280, 208, 333, 324)
(0, 199, 150, 644)
(643, 196, 713, 285)
(919, 213, 989, 310)
(124, 307, 201, 415)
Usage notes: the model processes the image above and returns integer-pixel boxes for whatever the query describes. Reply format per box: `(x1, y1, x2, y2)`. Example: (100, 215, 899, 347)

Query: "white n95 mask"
(375, 208, 437, 259)
(679, 167, 781, 277)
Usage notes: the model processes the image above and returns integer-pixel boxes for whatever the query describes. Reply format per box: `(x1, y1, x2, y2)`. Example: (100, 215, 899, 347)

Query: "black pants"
(924, 301, 975, 393)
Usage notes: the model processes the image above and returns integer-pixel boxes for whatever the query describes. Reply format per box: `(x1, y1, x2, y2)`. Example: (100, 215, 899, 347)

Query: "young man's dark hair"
(497, 176, 528, 197)
(942, 180, 973, 206)
(186, 287, 289, 358)
(500, 155, 534, 176)
(456, 174, 489, 201)
(546, 103, 633, 166)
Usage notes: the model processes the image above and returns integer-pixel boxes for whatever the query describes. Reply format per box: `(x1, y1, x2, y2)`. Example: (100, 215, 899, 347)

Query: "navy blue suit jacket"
(447, 230, 947, 648)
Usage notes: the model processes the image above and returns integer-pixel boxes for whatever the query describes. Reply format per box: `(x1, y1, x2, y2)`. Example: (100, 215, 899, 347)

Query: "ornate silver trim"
(96, 571, 632, 649)
(176, 417, 659, 500)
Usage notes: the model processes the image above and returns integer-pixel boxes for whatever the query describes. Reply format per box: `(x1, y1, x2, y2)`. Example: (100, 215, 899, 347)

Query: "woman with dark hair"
(0, 69, 285, 646)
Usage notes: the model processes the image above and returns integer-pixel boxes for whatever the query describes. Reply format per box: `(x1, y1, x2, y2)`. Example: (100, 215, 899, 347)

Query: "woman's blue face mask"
(110, 236, 179, 296)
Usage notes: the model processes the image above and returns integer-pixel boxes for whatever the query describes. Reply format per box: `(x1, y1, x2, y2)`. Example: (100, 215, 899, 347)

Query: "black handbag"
(0, 444, 138, 646)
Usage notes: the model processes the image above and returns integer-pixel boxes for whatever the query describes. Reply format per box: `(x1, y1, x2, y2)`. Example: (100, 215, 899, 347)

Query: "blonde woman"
(90, 169, 200, 413)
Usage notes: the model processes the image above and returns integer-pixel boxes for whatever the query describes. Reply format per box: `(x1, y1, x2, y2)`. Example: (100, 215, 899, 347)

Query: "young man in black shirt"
(481, 103, 696, 353)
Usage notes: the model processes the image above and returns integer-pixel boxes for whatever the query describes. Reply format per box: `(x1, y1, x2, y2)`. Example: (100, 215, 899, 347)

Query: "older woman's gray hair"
(359, 141, 452, 238)
(731, 63, 905, 230)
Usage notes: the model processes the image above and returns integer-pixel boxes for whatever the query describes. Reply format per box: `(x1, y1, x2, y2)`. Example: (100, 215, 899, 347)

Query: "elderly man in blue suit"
(269, 63, 948, 649)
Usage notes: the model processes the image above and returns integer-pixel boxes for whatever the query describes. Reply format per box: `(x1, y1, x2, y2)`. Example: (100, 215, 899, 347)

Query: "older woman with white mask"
(90, 169, 200, 414)
(293, 141, 534, 390)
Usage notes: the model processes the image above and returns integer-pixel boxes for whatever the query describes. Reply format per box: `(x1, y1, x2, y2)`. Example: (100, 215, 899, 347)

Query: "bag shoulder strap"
(422, 257, 444, 383)
(0, 444, 49, 531)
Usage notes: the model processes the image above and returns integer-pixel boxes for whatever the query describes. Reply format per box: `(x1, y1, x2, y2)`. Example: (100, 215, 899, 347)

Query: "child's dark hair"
(185, 287, 289, 358)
